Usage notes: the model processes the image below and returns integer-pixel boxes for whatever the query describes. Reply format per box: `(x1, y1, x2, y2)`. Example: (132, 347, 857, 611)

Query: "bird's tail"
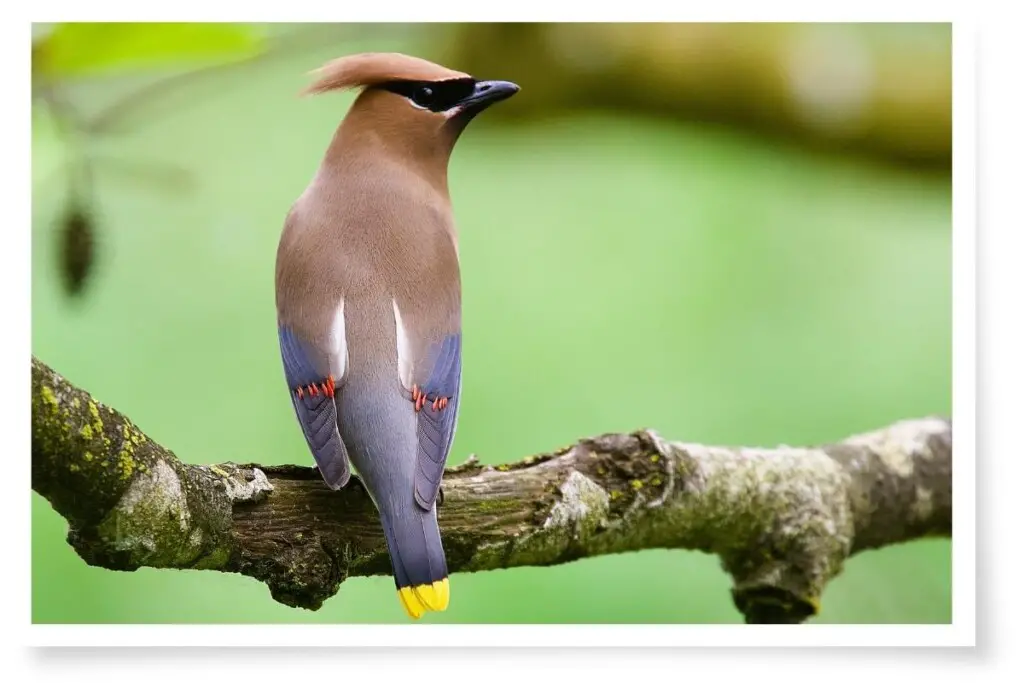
(380, 505, 449, 619)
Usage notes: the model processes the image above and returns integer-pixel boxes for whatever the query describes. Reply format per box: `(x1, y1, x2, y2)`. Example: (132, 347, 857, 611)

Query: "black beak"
(459, 80, 520, 111)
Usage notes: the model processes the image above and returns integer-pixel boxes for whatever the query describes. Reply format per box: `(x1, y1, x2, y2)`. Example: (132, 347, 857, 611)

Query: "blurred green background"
(31, 22, 952, 624)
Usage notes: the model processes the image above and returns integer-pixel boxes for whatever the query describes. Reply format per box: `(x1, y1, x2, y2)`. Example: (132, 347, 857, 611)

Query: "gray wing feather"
(412, 333, 461, 509)
(278, 323, 351, 489)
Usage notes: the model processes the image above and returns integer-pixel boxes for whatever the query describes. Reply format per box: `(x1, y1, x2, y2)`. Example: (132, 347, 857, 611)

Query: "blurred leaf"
(34, 22, 267, 80)
(57, 199, 97, 297)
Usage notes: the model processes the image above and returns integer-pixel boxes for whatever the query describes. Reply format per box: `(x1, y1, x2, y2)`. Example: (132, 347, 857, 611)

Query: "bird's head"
(303, 52, 519, 173)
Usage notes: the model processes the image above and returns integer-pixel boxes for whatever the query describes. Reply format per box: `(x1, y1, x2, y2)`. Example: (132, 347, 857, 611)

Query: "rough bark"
(30, 356, 952, 623)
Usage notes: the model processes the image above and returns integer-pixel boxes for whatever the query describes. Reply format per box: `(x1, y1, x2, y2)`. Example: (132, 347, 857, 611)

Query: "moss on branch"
(30, 356, 952, 622)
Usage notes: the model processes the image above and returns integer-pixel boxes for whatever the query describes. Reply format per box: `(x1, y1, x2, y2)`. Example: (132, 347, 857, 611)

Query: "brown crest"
(302, 52, 471, 96)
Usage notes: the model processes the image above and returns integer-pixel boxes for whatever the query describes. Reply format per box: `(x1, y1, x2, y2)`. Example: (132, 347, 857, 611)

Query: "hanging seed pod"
(58, 199, 96, 297)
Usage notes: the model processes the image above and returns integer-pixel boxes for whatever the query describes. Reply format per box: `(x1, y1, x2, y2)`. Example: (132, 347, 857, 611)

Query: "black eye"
(412, 86, 435, 108)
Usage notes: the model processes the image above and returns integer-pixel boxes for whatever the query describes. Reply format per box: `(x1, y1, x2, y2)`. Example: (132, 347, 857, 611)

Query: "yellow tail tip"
(397, 578, 450, 620)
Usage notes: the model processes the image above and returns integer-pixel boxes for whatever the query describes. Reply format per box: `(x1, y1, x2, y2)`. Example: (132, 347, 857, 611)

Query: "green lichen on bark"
(93, 459, 202, 568)
(461, 470, 613, 571)
(673, 444, 854, 619)
(32, 361, 164, 531)
(31, 358, 249, 574)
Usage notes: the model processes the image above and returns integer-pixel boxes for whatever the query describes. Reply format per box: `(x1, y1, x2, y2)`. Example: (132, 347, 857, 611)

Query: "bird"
(274, 52, 519, 619)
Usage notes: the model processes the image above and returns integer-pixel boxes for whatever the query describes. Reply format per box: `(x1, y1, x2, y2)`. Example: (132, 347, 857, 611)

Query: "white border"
(949, 18, 976, 643)
(12, 3, 977, 656)
(26, 623, 970, 648)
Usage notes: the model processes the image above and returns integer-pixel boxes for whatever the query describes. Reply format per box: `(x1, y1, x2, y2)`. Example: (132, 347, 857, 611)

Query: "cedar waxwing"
(274, 53, 519, 619)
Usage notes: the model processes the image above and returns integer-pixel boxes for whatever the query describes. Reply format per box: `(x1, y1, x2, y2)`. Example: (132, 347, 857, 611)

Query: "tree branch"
(30, 356, 952, 623)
